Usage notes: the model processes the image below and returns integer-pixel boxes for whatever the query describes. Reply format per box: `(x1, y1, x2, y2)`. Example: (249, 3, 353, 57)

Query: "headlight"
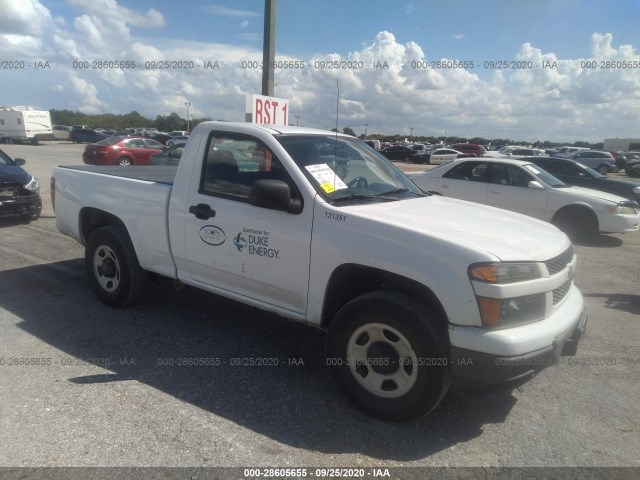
(476, 294, 547, 327)
(606, 203, 638, 215)
(24, 175, 39, 192)
(633, 186, 640, 194)
(469, 262, 541, 284)
(470, 262, 545, 327)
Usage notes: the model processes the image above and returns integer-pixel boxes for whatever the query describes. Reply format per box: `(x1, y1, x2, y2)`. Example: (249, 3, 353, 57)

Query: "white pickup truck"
(52, 122, 587, 421)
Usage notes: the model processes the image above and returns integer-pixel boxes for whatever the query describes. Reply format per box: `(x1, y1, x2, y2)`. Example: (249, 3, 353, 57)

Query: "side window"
(17, 118, 22, 125)
(127, 139, 144, 148)
(492, 164, 533, 187)
(443, 161, 487, 181)
(200, 133, 289, 201)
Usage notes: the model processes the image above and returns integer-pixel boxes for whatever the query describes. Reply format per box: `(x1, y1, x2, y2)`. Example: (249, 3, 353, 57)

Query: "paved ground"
(0, 142, 638, 470)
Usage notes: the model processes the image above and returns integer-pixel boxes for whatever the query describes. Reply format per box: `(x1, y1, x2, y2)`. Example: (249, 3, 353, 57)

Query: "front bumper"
(448, 285, 587, 390)
(451, 308, 587, 391)
(598, 212, 640, 233)
(0, 192, 42, 218)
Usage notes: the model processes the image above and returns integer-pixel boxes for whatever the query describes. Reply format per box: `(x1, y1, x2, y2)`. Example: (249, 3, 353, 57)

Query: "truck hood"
(0, 165, 29, 185)
(339, 195, 570, 262)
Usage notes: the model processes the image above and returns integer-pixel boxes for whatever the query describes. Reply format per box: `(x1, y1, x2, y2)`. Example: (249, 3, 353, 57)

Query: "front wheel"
(85, 226, 147, 307)
(117, 157, 133, 166)
(552, 209, 597, 240)
(326, 291, 450, 421)
(597, 165, 609, 175)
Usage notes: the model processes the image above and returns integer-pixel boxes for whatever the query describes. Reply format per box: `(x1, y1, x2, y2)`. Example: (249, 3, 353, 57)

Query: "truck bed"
(58, 165, 178, 185)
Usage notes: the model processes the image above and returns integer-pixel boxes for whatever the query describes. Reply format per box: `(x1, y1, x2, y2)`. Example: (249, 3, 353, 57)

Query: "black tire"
(117, 157, 133, 166)
(403, 155, 411, 163)
(552, 209, 597, 240)
(326, 291, 450, 421)
(85, 226, 147, 307)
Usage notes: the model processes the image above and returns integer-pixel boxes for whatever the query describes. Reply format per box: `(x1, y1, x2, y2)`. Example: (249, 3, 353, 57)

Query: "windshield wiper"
(374, 188, 424, 197)
(331, 193, 388, 203)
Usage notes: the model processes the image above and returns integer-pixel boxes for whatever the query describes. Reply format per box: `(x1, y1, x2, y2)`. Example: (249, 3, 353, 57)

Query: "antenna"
(334, 79, 339, 189)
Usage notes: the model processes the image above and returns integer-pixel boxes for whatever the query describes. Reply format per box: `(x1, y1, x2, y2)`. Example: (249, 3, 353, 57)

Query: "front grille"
(545, 245, 574, 275)
(0, 185, 18, 199)
(553, 279, 572, 305)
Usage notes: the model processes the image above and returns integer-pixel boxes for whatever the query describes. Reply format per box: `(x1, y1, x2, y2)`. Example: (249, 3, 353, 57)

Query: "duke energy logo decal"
(233, 233, 247, 251)
(199, 225, 225, 245)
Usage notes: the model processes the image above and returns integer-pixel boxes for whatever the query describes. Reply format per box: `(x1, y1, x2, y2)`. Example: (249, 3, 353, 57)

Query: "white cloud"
(451, 34, 465, 41)
(0, 0, 53, 35)
(67, 0, 164, 28)
(240, 20, 249, 28)
(2, 9, 639, 142)
(205, 5, 261, 17)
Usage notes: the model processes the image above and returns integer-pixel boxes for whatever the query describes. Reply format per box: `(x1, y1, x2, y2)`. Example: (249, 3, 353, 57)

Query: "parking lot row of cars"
(53, 125, 190, 146)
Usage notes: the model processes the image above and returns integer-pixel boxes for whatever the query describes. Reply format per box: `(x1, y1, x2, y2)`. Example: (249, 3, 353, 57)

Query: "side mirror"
(528, 180, 545, 190)
(249, 179, 303, 214)
(14, 158, 26, 166)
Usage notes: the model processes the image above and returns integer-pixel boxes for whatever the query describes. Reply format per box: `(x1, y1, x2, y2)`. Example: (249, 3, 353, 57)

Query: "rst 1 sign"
(245, 94, 289, 126)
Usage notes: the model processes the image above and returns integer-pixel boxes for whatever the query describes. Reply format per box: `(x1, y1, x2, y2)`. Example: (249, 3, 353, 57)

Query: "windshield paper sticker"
(305, 164, 348, 193)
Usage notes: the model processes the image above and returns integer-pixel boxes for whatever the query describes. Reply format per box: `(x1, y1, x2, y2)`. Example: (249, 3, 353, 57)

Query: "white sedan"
(410, 158, 640, 238)
(426, 148, 468, 165)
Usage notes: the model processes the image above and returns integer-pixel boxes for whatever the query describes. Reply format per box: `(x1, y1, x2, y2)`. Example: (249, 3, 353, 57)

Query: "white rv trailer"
(0, 107, 54, 143)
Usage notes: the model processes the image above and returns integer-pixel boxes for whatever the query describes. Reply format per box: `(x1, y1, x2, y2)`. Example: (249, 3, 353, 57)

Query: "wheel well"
(321, 264, 449, 331)
(79, 208, 126, 244)
(551, 204, 598, 230)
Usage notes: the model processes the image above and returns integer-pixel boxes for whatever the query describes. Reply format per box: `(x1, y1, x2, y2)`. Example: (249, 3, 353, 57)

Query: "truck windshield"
(277, 135, 424, 203)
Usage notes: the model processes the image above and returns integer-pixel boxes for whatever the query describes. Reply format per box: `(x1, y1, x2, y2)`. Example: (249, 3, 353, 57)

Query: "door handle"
(188, 203, 216, 220)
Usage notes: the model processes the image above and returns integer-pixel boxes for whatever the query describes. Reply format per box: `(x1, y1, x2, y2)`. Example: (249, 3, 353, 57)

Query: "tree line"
(49, 109, 212, 133)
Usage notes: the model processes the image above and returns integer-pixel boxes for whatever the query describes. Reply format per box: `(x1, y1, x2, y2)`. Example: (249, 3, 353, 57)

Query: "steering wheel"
(347, 176, 368, 189)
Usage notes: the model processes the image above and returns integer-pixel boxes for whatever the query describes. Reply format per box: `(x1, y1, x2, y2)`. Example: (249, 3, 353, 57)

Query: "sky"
(1, 0, 639, 142)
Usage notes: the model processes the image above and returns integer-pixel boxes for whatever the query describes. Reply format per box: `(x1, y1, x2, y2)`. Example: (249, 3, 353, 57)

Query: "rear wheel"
(85, 226, 147, 307)
(117, 157, 133, 166)
(326, 291, 450, 421)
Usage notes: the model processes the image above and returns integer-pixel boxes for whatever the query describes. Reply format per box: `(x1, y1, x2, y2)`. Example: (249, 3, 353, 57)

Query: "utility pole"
(409, 127, 414, 143)
(363, 123, 368, 139)
(185, 101, 191, 131)
(262, 0, 276, 96)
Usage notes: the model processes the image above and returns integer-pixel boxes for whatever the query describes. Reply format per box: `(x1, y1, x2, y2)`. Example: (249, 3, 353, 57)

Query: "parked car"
(82, 137, 165, 166)
(451, 143, 487, 157)
(410, 157, 640, 238)
(427, 148, 468, 165)
(167, 136, 189, 147)
(380, 145, 417, 162)
(69, 128, 108, 144)
(149, 142, 186, 166)
(52, 125, 72, 140)
(168, 130, 190, 138)
(527, 156, 640, 204)
(363, 139, 381, 150)
(565, 151, 616, 175)
(0, 147, 41, 220)
(150, 133, 173, 145)
(506, 148, 547, 157)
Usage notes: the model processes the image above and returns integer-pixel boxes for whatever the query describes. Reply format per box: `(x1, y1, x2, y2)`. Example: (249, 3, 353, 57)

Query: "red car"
(82, 137, 164, 166)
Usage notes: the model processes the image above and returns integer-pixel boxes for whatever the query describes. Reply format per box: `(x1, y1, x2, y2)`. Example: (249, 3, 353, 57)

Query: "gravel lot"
(0, 142, 639, 473)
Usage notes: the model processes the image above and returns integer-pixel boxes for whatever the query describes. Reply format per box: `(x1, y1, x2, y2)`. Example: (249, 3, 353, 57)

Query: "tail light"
(50, 176, 55, 212)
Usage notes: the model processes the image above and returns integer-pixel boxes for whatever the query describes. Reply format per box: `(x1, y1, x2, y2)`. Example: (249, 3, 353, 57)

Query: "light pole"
(409, 127, 413, 143)
(363, 123, 368, 140)
(294, 115, 300, 126)
(185, 101, 191, 132)
(444, 130, 447, 145)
